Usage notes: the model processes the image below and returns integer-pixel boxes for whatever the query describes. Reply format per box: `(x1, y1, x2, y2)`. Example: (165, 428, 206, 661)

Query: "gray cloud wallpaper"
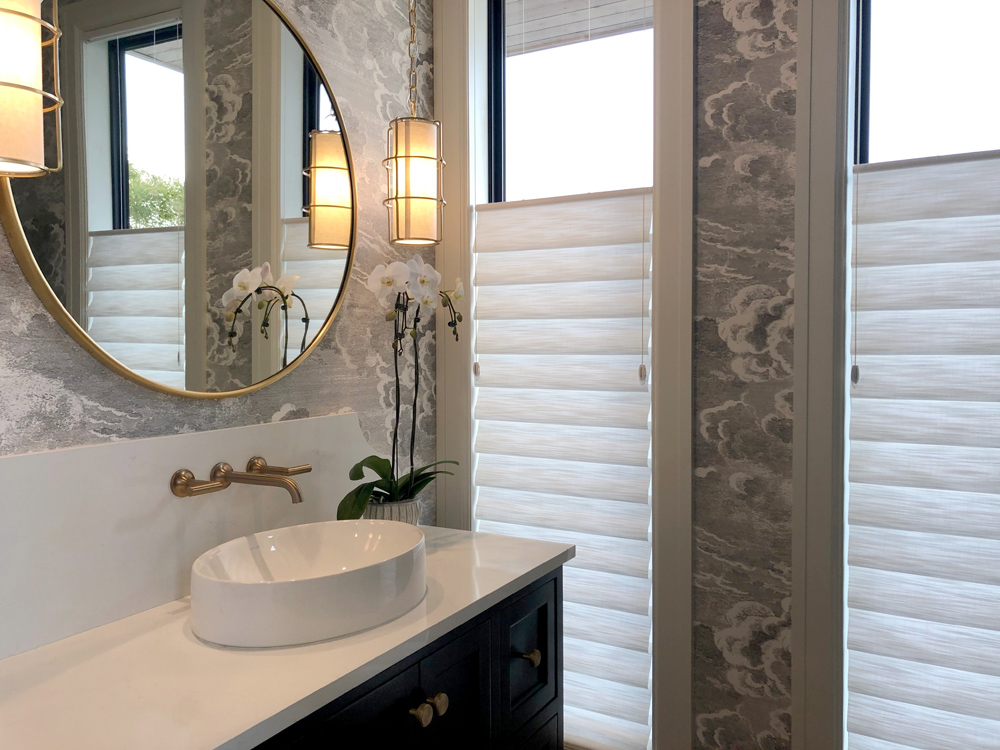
(0, 0, 439, 522)
(693, 0, 796, 747)
(203, 0, 256, 391)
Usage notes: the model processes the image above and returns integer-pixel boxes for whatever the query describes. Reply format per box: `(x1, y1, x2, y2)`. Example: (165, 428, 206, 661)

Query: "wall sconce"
(383, 0, 444, 246)
(305, 129, 352, 250)
(0, 0, 62, 178)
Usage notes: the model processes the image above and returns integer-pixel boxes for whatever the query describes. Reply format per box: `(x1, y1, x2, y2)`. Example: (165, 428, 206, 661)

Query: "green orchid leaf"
(348, 455, 393, 481)
(373, 478, 396, 493)
(408, 460, 459, 479)
(400, 472, 453, 501)
(401, 462, 457, 486)
(337, 482, 375, 520)
(397, 470, 455, 500)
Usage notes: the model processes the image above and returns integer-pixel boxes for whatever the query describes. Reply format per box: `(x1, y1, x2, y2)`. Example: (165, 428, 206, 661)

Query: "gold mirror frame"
(0, 0, 357, 399)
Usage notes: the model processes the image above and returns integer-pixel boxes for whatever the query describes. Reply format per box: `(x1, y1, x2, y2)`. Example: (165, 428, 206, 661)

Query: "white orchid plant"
(221, 262, 308, 368)
(338, 255, 464, 520)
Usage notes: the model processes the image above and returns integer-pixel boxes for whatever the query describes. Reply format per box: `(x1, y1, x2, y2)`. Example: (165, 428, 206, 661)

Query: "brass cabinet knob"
(409, 702, 434, 728)
(520, 649, 542, 668)
(427, 692, 449, 716)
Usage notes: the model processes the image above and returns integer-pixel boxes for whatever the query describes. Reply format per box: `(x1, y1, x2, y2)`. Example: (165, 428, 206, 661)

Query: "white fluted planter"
(363, 498, 421, 525)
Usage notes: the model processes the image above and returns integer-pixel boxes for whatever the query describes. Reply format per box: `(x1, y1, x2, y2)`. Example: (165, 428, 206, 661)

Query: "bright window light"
(125, 52, 185, 181)
(505, 29, 653, 201)
(868, 0, 1000, 162)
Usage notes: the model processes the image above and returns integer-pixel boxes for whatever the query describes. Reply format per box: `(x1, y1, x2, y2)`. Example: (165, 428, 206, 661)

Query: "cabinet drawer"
(418, 621, 492, 748)
(318, 663, 425, 746)
(498, 578, 558, 735)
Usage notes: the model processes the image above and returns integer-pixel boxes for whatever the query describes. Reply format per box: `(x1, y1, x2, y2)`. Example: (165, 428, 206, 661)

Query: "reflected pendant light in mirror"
(0, 0, 62, 177)
(383, 0, 443, 246)
(306, 127, 352, 250)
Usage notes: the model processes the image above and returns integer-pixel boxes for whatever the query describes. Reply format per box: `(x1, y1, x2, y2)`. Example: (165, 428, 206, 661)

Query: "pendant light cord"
(408, 0, 418, 118)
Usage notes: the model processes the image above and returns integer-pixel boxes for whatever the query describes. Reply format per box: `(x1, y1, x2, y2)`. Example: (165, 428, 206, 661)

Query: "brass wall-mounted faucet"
(170, 456, 312, 504)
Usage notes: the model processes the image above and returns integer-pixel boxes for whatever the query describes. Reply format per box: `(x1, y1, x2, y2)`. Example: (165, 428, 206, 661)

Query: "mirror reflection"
(11, 0, 353, 394)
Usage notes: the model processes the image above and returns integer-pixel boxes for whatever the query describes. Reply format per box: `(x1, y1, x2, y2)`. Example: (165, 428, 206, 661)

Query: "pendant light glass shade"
(0, 0, 62, 177)
(305, 129, 352, 250)
(383, 116, 444, 246)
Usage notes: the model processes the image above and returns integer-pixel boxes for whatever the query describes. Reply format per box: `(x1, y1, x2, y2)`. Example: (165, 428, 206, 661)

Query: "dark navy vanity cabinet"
(257, 568, 563, 750)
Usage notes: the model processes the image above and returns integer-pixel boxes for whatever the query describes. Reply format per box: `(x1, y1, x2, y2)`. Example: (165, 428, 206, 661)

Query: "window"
(857, 0, 1000, 163)
(474, 3, 654, 748)
(489, 0, 653, 201)
(845, 3, 1000, 747)
(108, 25, 185, 229)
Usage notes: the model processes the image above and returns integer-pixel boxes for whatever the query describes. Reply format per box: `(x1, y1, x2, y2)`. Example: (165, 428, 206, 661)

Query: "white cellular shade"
(472, 189, 652, 750)
(847, 152, 1000, 748)
(505, 0, 653, 56)
(86, 228, 185, 389)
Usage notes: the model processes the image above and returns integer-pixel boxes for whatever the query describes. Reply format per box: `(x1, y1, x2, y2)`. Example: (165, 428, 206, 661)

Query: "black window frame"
(487, 0, 505, 203)
(855, 0, 871, 165)
(302, 57, 322, 216)
(108, 23, 183, 230)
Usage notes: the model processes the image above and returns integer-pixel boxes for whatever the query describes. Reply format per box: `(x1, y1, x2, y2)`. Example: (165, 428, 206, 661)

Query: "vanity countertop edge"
(0, 527, 575, 750)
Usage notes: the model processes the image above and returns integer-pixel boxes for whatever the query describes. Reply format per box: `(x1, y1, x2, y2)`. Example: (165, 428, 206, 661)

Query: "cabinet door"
(498, 578, 558, 736)
(317, 663, 428, 748)
(509, 711, 560, 750)
(418, 621, 492, 749)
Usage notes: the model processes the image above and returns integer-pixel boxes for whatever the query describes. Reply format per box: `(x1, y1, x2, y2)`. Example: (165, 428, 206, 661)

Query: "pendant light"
(0, 0, 62, 178)
(305, 126, 352, 250)
(383, 0, 444, 246)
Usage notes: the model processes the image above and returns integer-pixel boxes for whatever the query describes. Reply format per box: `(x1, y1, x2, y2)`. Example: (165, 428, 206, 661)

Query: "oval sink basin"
(190, 520, 426, 647)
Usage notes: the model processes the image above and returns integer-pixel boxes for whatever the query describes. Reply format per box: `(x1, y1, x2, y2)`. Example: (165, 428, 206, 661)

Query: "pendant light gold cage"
(304, 127, 353, 250)
(0, 0, 63, 177)
(383, 0, 444, 246)
(384, 115, 445, 246)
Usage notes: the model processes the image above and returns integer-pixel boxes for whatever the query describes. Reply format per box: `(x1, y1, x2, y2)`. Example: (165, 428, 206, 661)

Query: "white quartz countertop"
(0, 528, 574, 750)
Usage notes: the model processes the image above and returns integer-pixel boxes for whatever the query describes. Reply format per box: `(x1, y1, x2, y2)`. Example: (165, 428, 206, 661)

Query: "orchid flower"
(366, 261, 411, 307)
(416, 289, 438, 313)
(221, 287, 241, 317)
(274, 274, 300, 307)
(258, 262, 277, 299)
(232, 267, 262, 299)
(408, 255, 442, 296)
(450, 280, 464, 303)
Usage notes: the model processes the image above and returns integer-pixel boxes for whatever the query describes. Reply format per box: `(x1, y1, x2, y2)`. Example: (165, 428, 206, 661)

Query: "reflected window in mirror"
(82, 21, 187, 389)
(107, 24, 185, 229)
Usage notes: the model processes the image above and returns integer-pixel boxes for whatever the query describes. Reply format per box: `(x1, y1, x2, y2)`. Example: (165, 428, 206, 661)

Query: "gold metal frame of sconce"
(0, 0, 357, 399)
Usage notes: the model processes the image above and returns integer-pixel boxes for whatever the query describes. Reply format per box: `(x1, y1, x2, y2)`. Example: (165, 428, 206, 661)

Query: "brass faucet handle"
(170, 469, 228, 498)
(246, 456, 313, 476)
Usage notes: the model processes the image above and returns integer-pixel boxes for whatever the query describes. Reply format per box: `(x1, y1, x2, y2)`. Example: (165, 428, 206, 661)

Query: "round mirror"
(1, 0, 355, 397)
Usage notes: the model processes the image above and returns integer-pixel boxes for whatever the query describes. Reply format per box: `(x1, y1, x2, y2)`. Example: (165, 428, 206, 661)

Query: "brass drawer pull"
(520, 649, 542, 668)
(428, 692, 449, 716)
(409, 702, 434, 728)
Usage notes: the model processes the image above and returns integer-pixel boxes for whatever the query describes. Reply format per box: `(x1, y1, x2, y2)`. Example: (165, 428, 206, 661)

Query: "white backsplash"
(0, 413, 373, 659)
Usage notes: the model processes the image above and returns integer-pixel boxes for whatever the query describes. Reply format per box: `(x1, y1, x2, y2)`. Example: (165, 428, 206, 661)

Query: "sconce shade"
(383, 117, 444, 246)
(305, 129, 352, 250)
(0, 0, 44, 176)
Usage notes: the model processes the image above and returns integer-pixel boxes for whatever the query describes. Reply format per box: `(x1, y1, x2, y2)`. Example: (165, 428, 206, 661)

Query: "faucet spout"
(210, 462, 304, 504)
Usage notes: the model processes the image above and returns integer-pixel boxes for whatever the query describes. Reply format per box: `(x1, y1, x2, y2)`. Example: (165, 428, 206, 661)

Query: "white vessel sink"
(190, 520, 426, 648)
